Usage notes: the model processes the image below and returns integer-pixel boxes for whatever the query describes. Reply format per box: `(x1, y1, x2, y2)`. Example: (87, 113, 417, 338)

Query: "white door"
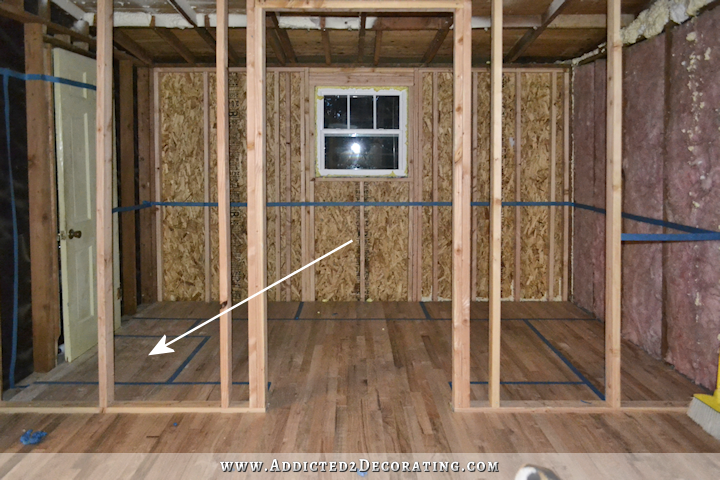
(54, 49, 120, 362)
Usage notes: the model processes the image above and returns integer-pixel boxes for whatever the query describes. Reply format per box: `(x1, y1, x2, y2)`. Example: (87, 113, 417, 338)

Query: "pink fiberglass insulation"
(663, 8, 720, 390)
(621, 34, 666, 359)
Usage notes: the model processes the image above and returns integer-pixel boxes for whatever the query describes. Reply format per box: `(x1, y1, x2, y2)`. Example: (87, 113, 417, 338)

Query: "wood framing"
(203, 72, 211, 302)
(514, 72, 522, 300)
(488, 0, 503, 408)
(431, 72, 439, 302)
(548, 73, 557, 300)
(247, 0, 268, 410)
(605, 0, 623, 409)
(217, 0, 233, 409)
(504, 0, 570, 63)
(25, 22, 60, 373)
(562, 70, 570, 301)
(96, 0, 115, 409)
(451, 0, 472, 410)
(119, 60, 137, 315)
(153, 70, 163, 301)
(137, 67, 157, 305)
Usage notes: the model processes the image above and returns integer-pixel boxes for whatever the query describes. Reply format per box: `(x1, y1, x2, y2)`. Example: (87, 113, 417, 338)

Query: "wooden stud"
(301, 69, 314, 301)
(514, 72, 522, 300)
(203, 72, 211, 302)
(471, 72, 478, 301)
(137, 68, 156, 305)
(307, 68, 315, 300)
(548, 73, 557, 300)
(25, 22, 60, 373)
(451, 0, 472, 411)
(153, 69, 163, 301)
(431, 72, 439, 302)
(119, 60, 137, 314)
(217, 0, 233, 409)
(562, 70, 570, 301)
(96, 0, 115, 409)
(284, 73, 292, 301)
(414, 69, 423, 301)
(488, 0, 503, 409)
(274, 72, 282, 300)
(605, 0, 623, 409)
(359, 181, 366, 301)
(247, 0, 268, 410)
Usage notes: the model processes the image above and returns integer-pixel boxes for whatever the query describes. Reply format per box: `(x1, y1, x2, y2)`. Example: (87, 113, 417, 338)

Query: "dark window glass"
(324, 136, 399, 170)
(376, 96, 400, 129)
(349, 95, 374, 129)
(324, 95, 347, 129)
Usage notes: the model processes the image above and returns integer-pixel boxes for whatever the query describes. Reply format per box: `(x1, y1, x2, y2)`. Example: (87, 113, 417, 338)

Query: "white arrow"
(149, 239, 353, 355)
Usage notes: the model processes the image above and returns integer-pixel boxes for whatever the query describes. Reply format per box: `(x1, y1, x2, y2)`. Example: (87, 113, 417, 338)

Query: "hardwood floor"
(1, 301, 718, 453)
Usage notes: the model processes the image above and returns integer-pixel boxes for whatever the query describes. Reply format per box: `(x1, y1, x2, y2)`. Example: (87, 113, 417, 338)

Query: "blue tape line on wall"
(0, 67, 96, 91)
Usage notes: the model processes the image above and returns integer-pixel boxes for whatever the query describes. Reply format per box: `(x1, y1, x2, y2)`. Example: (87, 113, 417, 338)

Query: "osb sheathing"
(159, 72, 205, 301)
(474, 73, 490, 299)
(366, 182, 409, 301)
(161, 67, 565, 304)
(265, 72, 279, 301)
(436, 72, 453, 300)
(520, 72, 551, 300)
(208, 73, 219, 301)
(421, 72, 433, 299)
(229, 72, 248, 303)
(314, 182, 360, 301)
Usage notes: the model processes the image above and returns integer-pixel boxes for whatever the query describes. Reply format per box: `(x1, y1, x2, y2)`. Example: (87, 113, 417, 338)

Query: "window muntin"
(316, 87, 408, 177)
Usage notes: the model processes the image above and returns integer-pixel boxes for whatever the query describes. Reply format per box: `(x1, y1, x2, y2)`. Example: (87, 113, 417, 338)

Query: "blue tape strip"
(3, 74, 19, 388)
(449, 381, 585, 387)
(166, 336, 210, 383)
(523, 319, 604, 400)
(622, 232, 720, 242)
(294, 302, 304, 320)
(419, 302, 432, 320)
(0, 68, 96, 91)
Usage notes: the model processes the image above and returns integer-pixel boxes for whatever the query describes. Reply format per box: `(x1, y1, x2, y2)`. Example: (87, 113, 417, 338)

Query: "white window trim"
(316, 86, 408, 178)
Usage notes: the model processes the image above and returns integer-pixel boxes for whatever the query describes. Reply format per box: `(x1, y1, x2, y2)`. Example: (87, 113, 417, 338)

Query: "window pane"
(325, 136, 399, 170)
(324, 95, 347, 129)
(349, 95, 374, 129)
(376, 96, 400, 130)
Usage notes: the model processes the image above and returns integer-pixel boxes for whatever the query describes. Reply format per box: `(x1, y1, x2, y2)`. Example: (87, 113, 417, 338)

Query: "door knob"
(68, 229, 82, 239)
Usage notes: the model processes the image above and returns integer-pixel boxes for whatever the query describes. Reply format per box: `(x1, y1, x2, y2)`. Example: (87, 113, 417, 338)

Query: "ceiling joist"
(357, 13, 367, 63)
(267, 12, 297, 64)
(320, 17, 331, 65)
(505, 0, 571, 63)
(153, 27, 197, 65)
(421, 16, 452, 66)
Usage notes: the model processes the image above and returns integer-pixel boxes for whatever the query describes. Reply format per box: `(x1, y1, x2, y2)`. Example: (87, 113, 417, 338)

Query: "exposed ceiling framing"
(0, 0, 692, 68)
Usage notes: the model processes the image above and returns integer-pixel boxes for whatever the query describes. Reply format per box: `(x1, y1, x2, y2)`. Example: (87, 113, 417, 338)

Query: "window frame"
(315, 86, 408, 178)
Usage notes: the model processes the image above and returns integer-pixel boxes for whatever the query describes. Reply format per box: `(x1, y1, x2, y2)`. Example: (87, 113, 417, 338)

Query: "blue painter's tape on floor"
(522, 319, 605, 400)
(419, 302, 432, 319)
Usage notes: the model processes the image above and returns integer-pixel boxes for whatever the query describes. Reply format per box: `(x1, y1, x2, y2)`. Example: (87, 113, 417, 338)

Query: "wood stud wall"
(5, 0, 632, 414)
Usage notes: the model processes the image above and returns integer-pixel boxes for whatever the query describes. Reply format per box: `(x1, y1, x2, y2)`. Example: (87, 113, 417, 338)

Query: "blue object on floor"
(20, 430, 47, 445)
(357, 471, 368, 477)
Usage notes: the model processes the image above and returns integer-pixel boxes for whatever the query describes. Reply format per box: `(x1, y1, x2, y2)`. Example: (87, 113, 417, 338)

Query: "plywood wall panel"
(475, 72, 491, 300)
(159, 72, 205, 301)
(520, 73, 551, 299)
(437, 72, 453, 300)
(366, 183, 409, 301)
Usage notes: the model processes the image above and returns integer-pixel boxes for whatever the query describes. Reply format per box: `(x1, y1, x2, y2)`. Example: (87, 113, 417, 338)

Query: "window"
(316, 87, 408, 177)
